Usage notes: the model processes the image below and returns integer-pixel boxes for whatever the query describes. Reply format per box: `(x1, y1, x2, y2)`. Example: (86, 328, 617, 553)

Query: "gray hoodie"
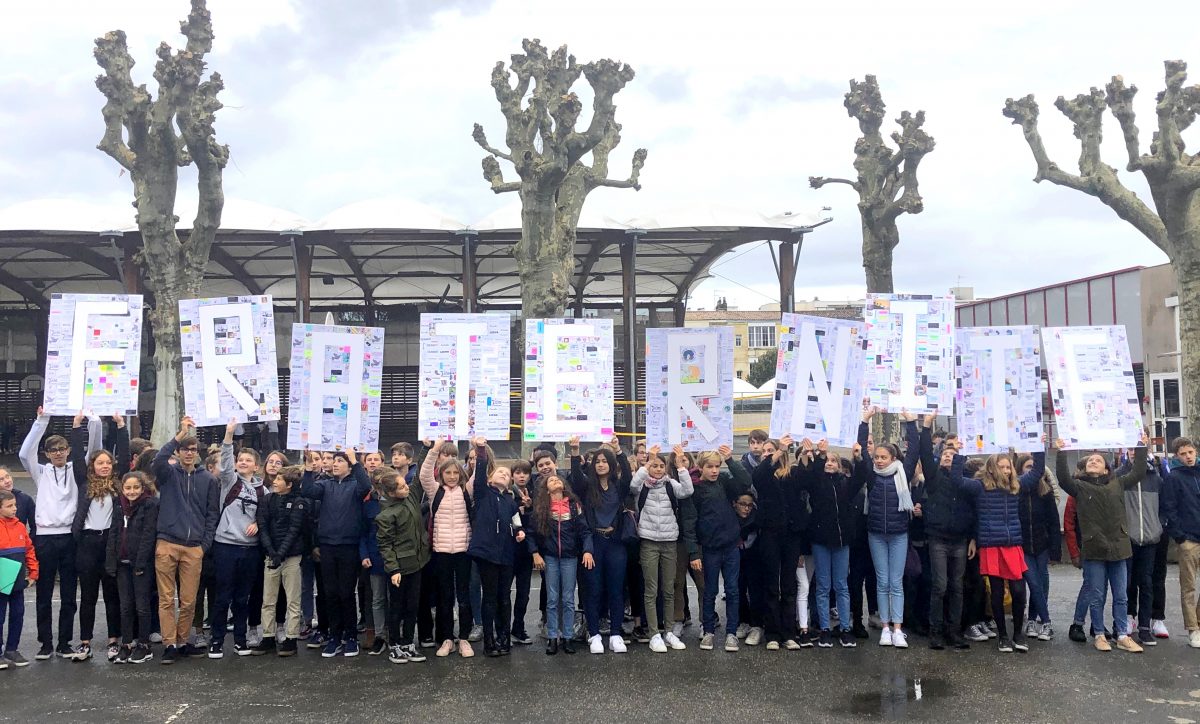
(1123, 460, 1164, 547)
(216, 442, 262, 547)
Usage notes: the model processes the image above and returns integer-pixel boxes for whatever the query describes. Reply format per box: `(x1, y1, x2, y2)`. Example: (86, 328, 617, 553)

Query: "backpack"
(429, 485, 474, 538)
(222, 479, 264, 511)
(637, 477, 679, 518)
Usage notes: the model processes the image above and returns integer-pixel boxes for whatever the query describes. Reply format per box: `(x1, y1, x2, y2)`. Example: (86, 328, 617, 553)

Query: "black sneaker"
(251, 638, 276, 656)
(233, 642, 253, 657)
(852, 623, 869, 639)
(161, 644, 178, 665)
(929, 633, 945, 650)
(632, 626, 650, 644)
(840, 630, 857, 648)
(208, 641, 224, 659)
(419, 637, 436, 649)
(1068, 624, 1087, 643)
(1014, 637, 1029, 653)
(35, 643, 53, 660)
(1138, 628, 1157, 646)
(130, 644, 152, 664)
(798, 632, 814, 648)
(368, 638, 388, 656)
(278, 638, 298, 657)
(817, 630, 834, 648)
(511, 630, 532, 645)
(948, 632, 971, 650)
(998, 638, 1014, 653)
(181, 643, 206, 658)
(115, 645, 132, 664)
(55, 642, 75, 658)
(3, 650, 29, 667)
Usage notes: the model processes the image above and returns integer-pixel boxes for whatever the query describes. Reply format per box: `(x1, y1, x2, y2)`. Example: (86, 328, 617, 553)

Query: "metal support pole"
(288, 233, 311, 323)
(673, 301, 686, 327)
(621, 231, 640, 440)
(457, 231, 478, 313)
(778, 238, 796, 314)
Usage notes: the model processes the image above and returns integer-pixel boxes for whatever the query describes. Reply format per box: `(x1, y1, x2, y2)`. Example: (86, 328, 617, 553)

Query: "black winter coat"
(797, 457, 864, 549)
(257, 491, 308, 560)
(105, 497, 159, 575)
(752, 458, 810, 536)
(917, 426, 975, 543)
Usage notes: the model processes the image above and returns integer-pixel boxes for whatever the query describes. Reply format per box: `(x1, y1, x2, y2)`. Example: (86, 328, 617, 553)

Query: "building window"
(735, 335, 743, 347)
(736, 370, 744, 379)
(747, 324, 776, 348)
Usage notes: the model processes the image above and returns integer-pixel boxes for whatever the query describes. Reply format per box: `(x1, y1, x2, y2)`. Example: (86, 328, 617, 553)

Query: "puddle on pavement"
(833, 675, 953, 720)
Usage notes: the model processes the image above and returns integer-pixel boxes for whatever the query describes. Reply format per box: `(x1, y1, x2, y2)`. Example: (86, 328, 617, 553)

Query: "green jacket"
(375, 493, 430, 576)
(1058, 447, 1147, 562)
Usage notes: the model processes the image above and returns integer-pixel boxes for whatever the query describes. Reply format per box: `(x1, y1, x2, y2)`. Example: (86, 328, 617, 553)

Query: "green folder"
(0, 557, 22, 595)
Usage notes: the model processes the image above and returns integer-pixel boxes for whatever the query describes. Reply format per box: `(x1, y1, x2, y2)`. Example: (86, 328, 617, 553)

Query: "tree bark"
(1179, 254, 1200, 436)
(94, 0, 227, 444)
(474, 40, 644, 320)
(861, 221, 896, 294)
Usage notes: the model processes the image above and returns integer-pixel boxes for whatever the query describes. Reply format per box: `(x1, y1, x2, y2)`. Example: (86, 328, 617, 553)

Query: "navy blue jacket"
(467, 454, 525, 565)
(961, 452, 1045, 548)
(752, 458, 810, 536)
(1019, 485, 1062, 559)
(13, 489, 35, 534)
(359, 493, 385, 574)
(797, 457, 865, 549)
(528, 498, 593, 560)
(688, 456, 752, 552)
(861, 421, 920, 536)
(152, 439, 220, 551)
(918, 426, 975, 543)
(1163, 463, 1200, 544)
(299, 462, 372, 547)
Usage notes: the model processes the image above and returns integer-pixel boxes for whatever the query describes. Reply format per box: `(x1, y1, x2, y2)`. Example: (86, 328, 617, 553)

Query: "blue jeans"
(1024, 550, 1051, 623)
(813, 543, 851, 631)
(0, 589, 25, 652)
(702, 546, 740, 635)
(544, 555, 578, 640)
(868, 532, 907, 624)
(211, 542, 258, 645)
(585, 535, 627, 637)
(1083, 559, 1130, 637)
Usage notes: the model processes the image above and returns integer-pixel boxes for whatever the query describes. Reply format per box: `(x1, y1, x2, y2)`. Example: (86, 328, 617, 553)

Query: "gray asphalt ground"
(5, 481, 1200, 722)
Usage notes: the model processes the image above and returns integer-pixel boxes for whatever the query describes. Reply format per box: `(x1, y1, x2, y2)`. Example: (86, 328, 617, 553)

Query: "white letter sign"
(418, 313, 511, 440)
(954, 326, 1044, 453)
(862, 294, 955, 413)
(179, 295, 280, 427)
(286, 323, 384, 451)
(645, 326, 733, 449)
(43, 293, 143, 416)
(769, 314, 865, 447)
(523, 318, 614, 442)
(1042, 325, 1142, 449)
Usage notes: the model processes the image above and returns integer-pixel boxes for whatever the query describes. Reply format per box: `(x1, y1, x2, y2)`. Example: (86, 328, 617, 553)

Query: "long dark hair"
(534, 475, 582, 536)
(583, 447, 620, 511)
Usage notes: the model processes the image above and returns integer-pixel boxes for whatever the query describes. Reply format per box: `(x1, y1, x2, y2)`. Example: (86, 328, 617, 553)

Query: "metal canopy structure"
(0, 197, 831, 320)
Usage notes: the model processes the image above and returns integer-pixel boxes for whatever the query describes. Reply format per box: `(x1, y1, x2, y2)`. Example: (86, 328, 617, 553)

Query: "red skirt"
(978, 545, 1027, 580)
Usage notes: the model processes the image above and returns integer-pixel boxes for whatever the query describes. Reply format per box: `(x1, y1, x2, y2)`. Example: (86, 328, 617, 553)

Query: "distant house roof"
(687, 307, 861, 322)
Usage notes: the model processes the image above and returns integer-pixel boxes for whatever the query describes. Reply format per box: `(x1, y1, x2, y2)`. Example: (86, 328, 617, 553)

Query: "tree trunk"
(516, 190, 571, 318)
(862, 220, 896, 294)
(148, 302, 183, 445)
(1177, 255, 1200, 442)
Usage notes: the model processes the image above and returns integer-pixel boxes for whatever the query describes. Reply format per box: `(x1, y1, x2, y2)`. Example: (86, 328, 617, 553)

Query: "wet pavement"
(3, 565, 1200, 723)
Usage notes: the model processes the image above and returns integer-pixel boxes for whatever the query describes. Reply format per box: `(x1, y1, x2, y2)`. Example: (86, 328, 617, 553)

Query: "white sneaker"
(700, 633, 715, 650)
(1153, 619, 1170, 638)
(1024, 620, 1038, 639)
(1038, 623, 1054, 641)
(1189, 630, 1200, 649)
(1127, 615, 1137, 637)
(891, 629, 908, 648)
(735, 623, 750, 639)
(879, 628, 893, 646)
(724, 634, 739, 652)
(664, 632, 687, 650)
(648, 634, 668, 653)
(609, 635, 627, 653)
(671, 622, 684, 638)
(745, 627, 763, 646)
(765, 640, 780, 651)
(589, 635, 604, 654)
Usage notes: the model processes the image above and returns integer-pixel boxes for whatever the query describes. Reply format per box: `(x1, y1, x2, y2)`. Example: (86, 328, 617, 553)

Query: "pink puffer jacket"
(420, 453, 472, 554)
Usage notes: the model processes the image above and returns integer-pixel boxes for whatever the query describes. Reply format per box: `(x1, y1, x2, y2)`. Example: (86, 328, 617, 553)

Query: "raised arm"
(419, 447, 438, 498)
(672, 466, 695, 498)
(1118, 446, 1148, 490)
(472, 439, 490, 498)
(18, 410, 50, 482)
(153, 439, 179, 488)
(918, 417, 937, 492)
(1017, 451, 1046, 491)
(722, 445, 751, 499)
(1054, 447, 1079, 498)
(297, 454, 325, 500)
(219, 420, 237, 487)
(112, 416, 130, 477)
(86, 414, 103, 460)
(902, 419, 921, 481)
(70, 419, 91, 487)
(629, 465, 650, 493)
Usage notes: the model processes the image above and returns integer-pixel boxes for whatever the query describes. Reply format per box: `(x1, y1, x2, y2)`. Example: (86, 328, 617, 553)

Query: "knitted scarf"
(865, 459, 914, 514)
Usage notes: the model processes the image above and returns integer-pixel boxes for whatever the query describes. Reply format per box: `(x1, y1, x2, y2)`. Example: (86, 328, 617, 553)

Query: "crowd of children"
(3, 404, 1200, 672)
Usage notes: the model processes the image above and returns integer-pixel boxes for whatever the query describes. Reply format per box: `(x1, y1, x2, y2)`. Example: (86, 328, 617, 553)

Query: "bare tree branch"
(808, 176, 862, 193)
(472, 123, 512, 161)
(481, 156, 520, 193)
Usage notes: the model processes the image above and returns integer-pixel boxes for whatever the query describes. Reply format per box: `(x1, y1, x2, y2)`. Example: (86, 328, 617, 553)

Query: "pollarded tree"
(1003, 60, 1200, 436)
(473, 39, 645, 318)
(94, 0, 228, 444)
(809, 75, 935, 293)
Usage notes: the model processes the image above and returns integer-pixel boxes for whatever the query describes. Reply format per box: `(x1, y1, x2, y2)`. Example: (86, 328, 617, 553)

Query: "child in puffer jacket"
(630, 445, 694, 653)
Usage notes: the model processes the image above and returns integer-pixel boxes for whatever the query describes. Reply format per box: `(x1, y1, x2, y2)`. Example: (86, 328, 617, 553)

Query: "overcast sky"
(1, 0, 1193, 310)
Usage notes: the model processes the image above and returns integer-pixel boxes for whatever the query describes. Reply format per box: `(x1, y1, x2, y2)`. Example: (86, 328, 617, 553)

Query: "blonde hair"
(766, 439, 790, 479)
(695, 451, 723, 468)
(982, 454, 1020, 495)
